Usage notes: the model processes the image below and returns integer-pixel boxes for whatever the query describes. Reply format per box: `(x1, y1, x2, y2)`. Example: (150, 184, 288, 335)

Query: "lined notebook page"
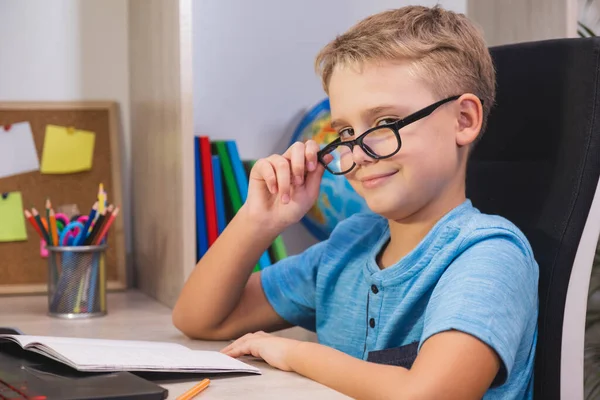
(47, 343, 259, 373)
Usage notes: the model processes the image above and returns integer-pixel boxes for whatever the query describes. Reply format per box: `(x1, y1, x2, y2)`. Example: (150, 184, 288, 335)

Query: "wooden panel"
(129, 0, 195, 307)
(0, 102, 126, 293)
(467, 0, 578, 46)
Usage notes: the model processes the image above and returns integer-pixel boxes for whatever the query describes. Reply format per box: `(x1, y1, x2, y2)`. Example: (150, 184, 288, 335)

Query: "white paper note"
(0, 122, 40, 179)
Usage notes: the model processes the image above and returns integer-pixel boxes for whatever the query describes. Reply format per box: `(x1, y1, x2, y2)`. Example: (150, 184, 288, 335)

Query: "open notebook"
(0, 335, 260, 374)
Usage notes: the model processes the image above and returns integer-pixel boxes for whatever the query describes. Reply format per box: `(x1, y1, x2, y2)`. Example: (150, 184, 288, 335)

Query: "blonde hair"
(315, 5, 496, 135)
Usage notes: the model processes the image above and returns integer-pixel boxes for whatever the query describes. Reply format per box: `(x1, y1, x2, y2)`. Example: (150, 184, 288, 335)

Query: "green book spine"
(271, 235, 288, 261)
(214, 141, 243, 213)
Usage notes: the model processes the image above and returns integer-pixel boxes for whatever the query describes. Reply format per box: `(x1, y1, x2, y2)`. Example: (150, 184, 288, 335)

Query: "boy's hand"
(243, 140, 327, 232)
(221, 331, 301, 372)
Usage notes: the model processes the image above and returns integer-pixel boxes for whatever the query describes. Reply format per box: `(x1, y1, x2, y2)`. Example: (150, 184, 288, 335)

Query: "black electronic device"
(0, 331, 168, 400)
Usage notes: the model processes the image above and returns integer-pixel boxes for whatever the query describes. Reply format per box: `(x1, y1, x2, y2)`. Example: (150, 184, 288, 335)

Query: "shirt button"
(371, 284, 379, 294)
(369, 318, 375, 328)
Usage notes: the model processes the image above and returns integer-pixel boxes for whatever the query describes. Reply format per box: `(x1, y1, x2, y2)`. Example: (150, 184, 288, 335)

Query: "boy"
(173, 5, 538, 400)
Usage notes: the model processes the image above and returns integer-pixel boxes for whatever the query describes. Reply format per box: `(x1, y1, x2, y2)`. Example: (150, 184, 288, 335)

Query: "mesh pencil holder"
(46, 244, 108, 319)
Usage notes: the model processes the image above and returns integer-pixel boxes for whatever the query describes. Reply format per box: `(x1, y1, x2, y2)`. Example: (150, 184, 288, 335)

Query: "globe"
(290, 98, 370, 240)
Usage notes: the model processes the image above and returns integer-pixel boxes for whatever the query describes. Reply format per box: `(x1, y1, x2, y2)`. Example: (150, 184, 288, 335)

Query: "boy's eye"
(376, 118, 399, 127)
(338, 128, 354, 140)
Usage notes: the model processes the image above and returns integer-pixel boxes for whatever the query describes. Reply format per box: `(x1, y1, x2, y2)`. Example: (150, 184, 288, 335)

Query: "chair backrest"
(467, 37, 600, 399)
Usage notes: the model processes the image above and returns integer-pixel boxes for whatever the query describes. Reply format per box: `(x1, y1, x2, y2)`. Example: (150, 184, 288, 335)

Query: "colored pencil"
(97, 205, 114, 242)
(41, 217, 48, 233)
(98, 184, 105, 214)
(93, 207, 119, 245)
(31, 208, 50, 243)
(97, 184, 107, 313)
(45, 199, 52, 245)
(49, 209, 59, 248)
(24, 210, 44, 239)
(88, 205, 116, 311)
(84, 209, 106, 245)
(74, 272, 86, 313)
(77, 202, 103, 313)
(82, 204, 111, 312)
(76, 202, 98, 246)
(176, 379, 210, 400)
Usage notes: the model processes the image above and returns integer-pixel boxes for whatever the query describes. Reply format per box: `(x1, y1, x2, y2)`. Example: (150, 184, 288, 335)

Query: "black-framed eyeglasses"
(317, 95, 463, 175)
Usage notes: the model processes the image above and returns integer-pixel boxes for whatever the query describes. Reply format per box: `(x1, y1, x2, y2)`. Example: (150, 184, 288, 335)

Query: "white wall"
(192, 0, 466, 254)
(0, 0, 131, 259)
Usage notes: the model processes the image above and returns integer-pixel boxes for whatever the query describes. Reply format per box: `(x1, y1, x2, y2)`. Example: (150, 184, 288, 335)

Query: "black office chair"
(467, 37, 600, 399)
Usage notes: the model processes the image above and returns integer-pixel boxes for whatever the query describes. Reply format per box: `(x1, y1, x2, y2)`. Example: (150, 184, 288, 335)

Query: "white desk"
(1, 290, 349, 400)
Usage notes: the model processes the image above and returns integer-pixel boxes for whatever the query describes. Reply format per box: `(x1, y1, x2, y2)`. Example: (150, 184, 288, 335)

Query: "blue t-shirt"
(261, 200, 538, 399)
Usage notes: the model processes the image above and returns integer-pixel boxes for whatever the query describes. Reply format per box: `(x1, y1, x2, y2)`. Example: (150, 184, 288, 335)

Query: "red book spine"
(199, 136, 218, 245)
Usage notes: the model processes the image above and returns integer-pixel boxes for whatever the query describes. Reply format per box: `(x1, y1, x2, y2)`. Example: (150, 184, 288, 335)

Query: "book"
(0, 335, 260, 375)
(194, 137, 208, 261)
(226, 140, 250, 202)
(270, 235, 288, 262)
(212, 155, 227, 235)
(212, 141, 242, 218)
(200, 137, 218, 245)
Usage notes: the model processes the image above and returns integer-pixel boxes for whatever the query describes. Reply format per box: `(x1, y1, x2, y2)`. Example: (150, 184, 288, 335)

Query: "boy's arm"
(173, 140, 325, 340)
(292, 330, 499, 400)
(224, 330, 498, 400)
(172, 208, 291, 340)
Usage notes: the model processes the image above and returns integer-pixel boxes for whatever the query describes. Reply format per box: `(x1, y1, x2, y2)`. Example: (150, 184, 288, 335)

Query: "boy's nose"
(352, 144, 375, 165)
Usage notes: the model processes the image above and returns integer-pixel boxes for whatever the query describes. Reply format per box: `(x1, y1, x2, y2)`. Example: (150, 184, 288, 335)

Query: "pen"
(176, 379, 210, 400)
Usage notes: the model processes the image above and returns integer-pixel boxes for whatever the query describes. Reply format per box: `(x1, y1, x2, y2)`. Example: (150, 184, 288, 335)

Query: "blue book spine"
(212, 155, 227, 235)
(195, 136, 208, 261)
(225, 140, 272, 268)
(226, 140, 249, 201)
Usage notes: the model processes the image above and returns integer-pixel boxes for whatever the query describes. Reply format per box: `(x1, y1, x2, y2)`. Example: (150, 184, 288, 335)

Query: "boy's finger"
(221, 332, 254, 354)
(282, 141, 299, 159)
(305, 140, 320, 172)
(305, 160, 326, 197)
(223, 335, 261, 358)
(290, 142, 305, 186)
(254, 158, 277, 194)
(272, 156, 291, 204)
(223, 345, 245, 358)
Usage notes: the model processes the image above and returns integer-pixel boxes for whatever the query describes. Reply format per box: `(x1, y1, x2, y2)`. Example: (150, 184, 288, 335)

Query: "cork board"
(0, 102, 126, 294)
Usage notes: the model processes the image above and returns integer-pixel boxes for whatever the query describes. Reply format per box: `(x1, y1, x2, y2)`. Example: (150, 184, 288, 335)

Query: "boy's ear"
(455, 94, 483, 147)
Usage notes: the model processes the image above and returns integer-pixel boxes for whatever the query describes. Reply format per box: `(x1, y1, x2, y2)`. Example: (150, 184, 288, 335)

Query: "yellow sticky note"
(40, 125, 96, 174)
(0, 192, 27, 242)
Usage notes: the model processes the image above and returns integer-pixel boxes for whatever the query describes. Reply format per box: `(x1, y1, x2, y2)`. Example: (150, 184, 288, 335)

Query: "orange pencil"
(24, 210, 44, 239)
(49, 209, 59, 248)
(93, 206, 119, 245)
(31, 208, 50, 243)
(45, 199, 52, 245)
(176, 379, 210, 400)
